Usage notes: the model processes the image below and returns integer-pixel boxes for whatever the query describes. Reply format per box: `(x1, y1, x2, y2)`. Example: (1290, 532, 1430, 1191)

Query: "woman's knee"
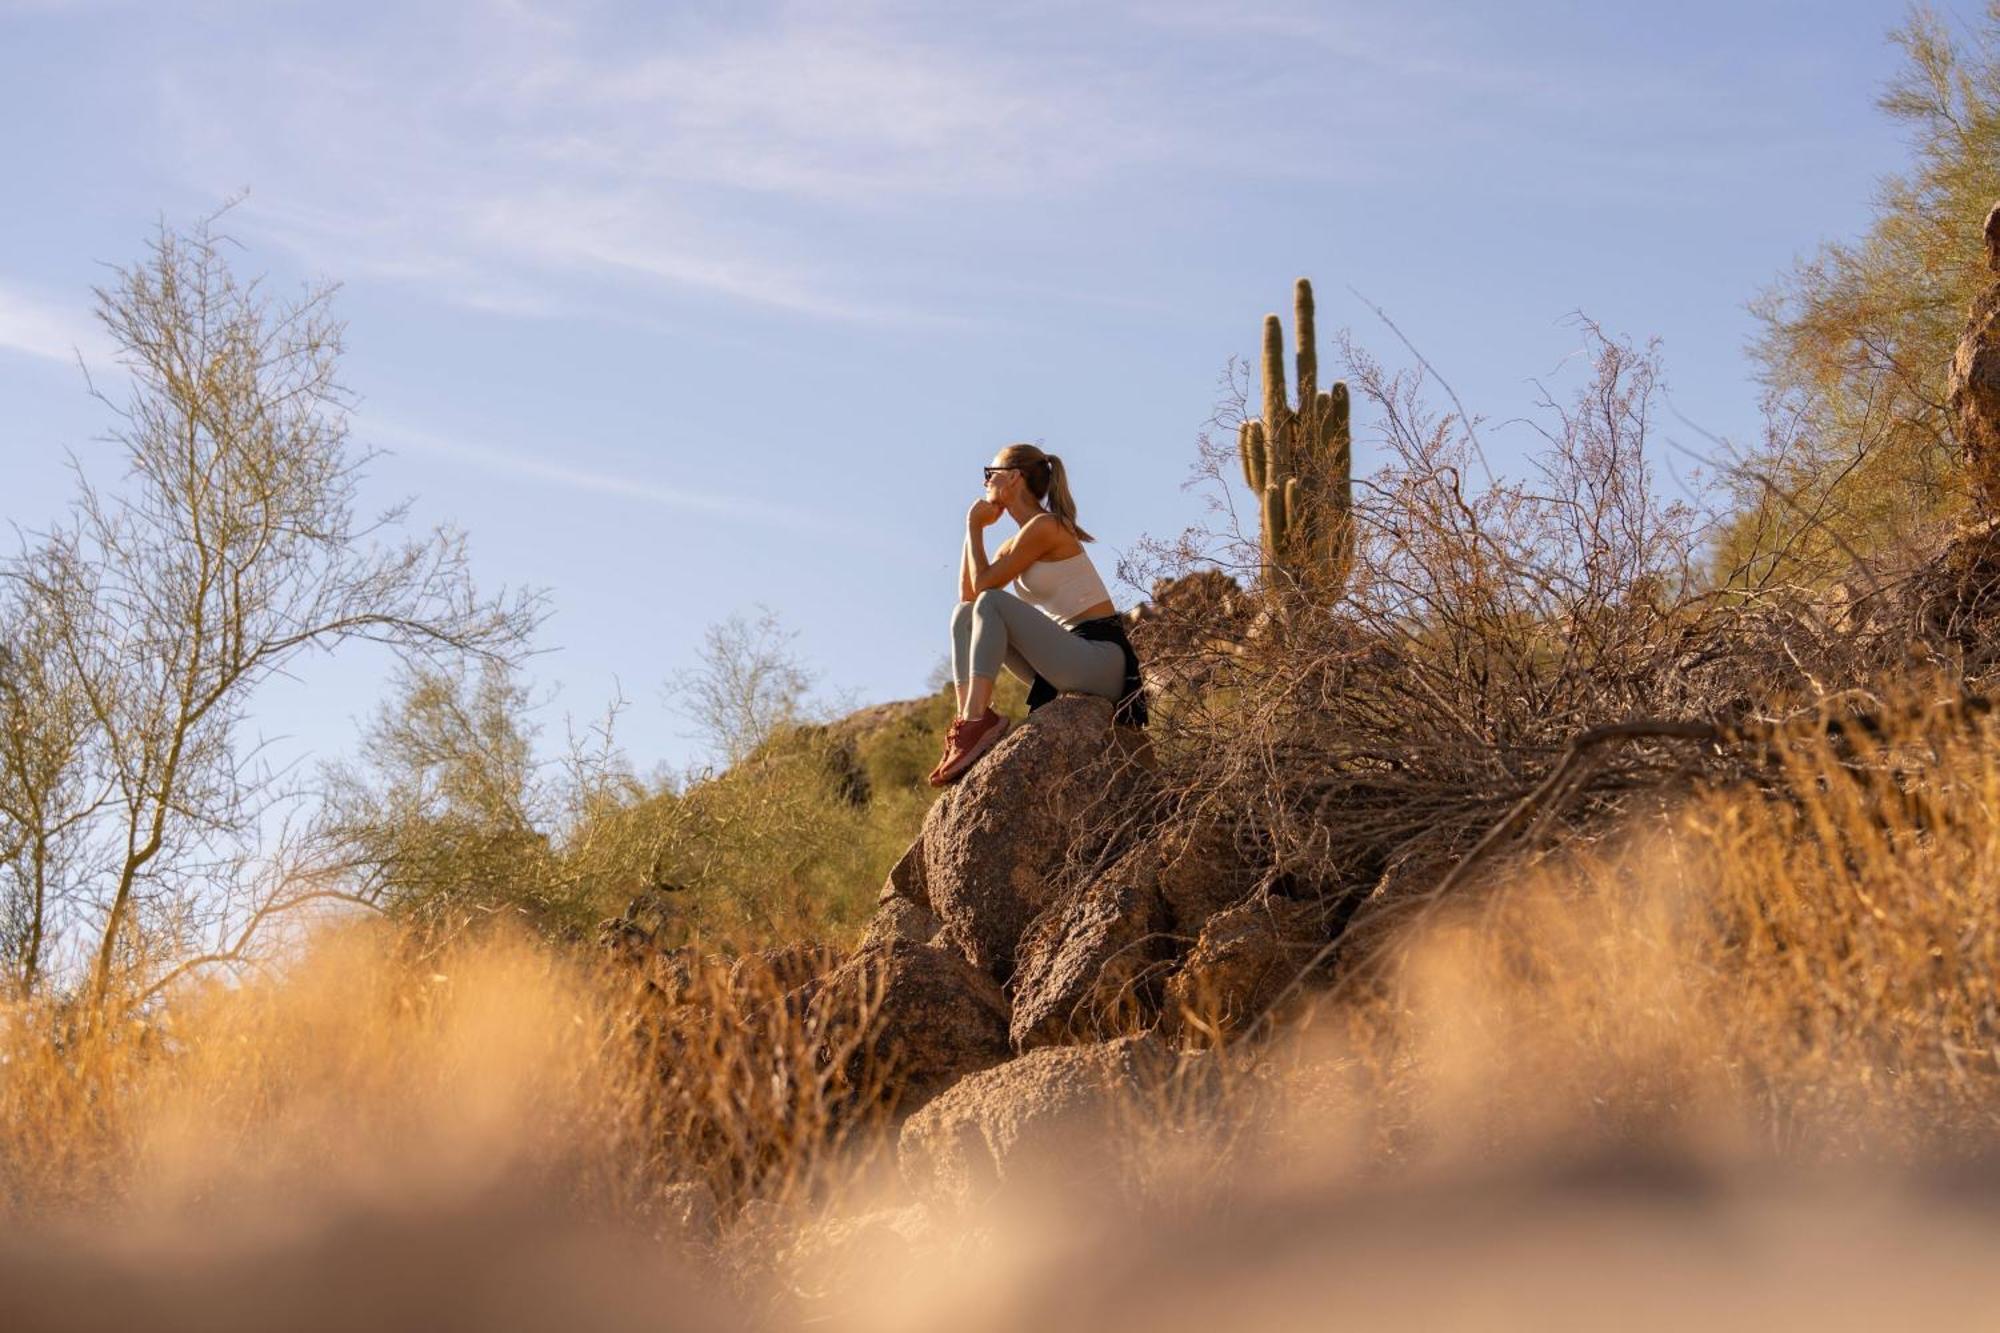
(951, 599, 975, 632)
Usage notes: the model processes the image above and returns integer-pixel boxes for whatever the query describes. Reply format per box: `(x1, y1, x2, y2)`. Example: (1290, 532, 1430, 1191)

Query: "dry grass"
(0, 921, 889, 1236)
(8, 683, 2000, 1325)
(1193, 677, 2000, 1184)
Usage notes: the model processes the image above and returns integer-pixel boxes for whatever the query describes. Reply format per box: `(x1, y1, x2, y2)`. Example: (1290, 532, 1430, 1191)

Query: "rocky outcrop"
(1951, 202, 2000, 511)
(917, 695, 1148, 980)
(1150, 811, 1257, 936)
(878, 836, 927, 908)
(857, 896, 941, 952)
(809, 933, 1011, 1115)
(897, 1035, 1170, 1208)
(1007, 807, 1260, 1050)
(1008, 850, 1168, 1050)
(813, 678, 1357, 1130)
(821, 695, 1167, 1120)
(1163, 890, 1333, 1036)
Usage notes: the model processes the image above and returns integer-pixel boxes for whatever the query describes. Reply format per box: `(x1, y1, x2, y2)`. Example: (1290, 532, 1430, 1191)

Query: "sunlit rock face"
(917, 695, 1140, 982)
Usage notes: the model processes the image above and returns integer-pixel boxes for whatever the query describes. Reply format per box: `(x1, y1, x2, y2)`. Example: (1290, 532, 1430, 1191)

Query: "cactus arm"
(1322, 381, 1354, 588)
(1239, 420, 1267, 494)
(1294, 279, 1317, 413)
(1260, 482, 1285, 587)
(1261, 313, 1290, 439)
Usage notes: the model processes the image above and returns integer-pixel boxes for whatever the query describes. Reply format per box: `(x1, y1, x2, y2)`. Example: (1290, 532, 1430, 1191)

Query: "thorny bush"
(1113, 321, 1995, 980)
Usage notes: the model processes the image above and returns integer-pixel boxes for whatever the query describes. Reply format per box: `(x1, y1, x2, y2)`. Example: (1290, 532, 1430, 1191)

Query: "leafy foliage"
(0, 213, 537, 1008)
(1722, 4, 2000, 579)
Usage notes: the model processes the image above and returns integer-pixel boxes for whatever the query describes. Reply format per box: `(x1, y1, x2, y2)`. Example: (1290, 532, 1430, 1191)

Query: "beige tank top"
(1013, 550, 1114, 628)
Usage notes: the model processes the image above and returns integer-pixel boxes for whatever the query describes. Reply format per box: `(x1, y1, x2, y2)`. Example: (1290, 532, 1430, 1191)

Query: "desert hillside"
(10, 7, 2000, 1329)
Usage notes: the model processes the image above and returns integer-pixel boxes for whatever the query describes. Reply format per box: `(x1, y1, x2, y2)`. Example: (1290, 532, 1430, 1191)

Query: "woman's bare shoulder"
(997, 514, 1065, 560)
(1022, 513, 1083, 559)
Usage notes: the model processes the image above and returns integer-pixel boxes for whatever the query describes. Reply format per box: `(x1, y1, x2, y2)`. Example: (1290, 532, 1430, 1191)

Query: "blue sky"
(0, 0, 1924, 776)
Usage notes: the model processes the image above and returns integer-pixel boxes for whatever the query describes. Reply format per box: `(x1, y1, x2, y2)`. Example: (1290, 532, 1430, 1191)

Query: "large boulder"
(919, 695, 1148, 981)
(856, 896, 942, 953)
(1163, 890, 1334, 1037)
(1008, 851, 1168, 1051)
(1952, 201, 2000, 511)
(897, 1035, 1170, 1209)
(878, 836, 928, 908)
(809, 933, 1011, 1116)
(1151, 810, 1257, 937)
(1007, 805, 1256, 1050)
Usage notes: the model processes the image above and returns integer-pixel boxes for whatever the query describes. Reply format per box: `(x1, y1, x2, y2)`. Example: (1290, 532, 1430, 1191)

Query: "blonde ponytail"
(995, 442, 1094, 542)
(1044, 454, 1094, 542)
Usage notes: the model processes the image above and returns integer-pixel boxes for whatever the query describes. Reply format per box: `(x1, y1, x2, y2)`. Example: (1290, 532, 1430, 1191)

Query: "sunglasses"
(982, 466, 1021, 482)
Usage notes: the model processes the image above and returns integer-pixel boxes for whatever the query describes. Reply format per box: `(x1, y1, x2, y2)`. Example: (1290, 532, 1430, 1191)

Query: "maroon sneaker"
(925, 710, 1010, 787)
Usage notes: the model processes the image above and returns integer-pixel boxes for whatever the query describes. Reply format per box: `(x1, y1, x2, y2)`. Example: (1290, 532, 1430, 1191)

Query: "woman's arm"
(966, 514, 1059, 595)
(959, 527, 976, 602)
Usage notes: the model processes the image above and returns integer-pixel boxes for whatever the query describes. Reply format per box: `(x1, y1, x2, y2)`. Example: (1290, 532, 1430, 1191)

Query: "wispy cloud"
(1125, 0, 1794, 142)
(130, 0, 1804, 331)
(0, 281, 113, 367)
(558, 23, 1138, 202)
(143, 2, 1197, 325)
(365, 416, 843, 532)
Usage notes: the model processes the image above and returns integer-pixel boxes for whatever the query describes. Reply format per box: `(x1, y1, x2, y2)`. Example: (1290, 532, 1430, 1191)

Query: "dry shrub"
(1248, 678, 2000, 1172)
(1125, 325, 1716, 921)
(630, 943, 894, 1221)
(1117, 320, 1992, 981)
(0, 924, 631, 1218)
(0, 921, 890, 1231)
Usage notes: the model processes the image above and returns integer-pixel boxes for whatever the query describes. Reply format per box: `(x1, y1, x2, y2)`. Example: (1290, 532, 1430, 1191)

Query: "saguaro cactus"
(1238, 279, 1354, 596)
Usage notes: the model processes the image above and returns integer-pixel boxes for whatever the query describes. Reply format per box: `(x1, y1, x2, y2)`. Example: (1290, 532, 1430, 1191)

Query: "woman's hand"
(967, 498, 1003, 528)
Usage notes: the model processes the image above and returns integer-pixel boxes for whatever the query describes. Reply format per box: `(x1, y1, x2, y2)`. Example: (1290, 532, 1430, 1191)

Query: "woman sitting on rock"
(929, 443, 1147, 787)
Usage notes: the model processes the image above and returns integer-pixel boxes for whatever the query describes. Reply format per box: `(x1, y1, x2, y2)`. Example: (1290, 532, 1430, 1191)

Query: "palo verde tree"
(318, 658, 640, 949)
(1722, 3, 2000, 581)
(0, 213, 540, 1010)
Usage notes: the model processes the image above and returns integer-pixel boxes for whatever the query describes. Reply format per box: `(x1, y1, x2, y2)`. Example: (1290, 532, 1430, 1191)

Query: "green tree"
(321, 661, 594, 944)
(1723, 4, 2000, 582)
(664, 606, 817, 770)
(0, 213, 538, 1008)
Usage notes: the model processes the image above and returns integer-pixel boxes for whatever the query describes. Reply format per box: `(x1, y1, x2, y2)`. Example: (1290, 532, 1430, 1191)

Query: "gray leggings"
(951, 588, 1125, 700)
